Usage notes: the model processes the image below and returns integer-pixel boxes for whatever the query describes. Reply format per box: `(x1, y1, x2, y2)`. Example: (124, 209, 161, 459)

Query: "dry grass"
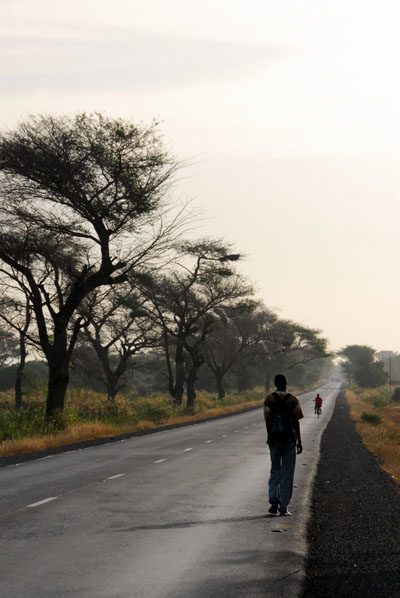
(0, 396, 264, 458)
(346, 387, 400, 484)
(0, 422, 134, 456)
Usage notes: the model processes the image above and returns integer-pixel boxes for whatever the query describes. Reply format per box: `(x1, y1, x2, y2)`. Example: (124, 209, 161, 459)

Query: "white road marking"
(234, 430, 239, 433)
(27, 497, 58, 508)
(222, 435, 227, 437)
(183, 448, 193, 452)
(38, 455, 53, 460)
(244, 426, 249, 429)
(106, 473, 126, 480)
(205, 440, 213, 443)
(154, 459, 166, 463)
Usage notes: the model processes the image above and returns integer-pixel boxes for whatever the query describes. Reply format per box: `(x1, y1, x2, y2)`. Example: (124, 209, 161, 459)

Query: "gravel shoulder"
(302, 390, 400, 598)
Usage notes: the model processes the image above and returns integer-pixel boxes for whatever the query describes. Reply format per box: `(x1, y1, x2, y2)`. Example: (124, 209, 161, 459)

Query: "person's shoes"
(268, 505, 279, 514)
(279, 509, 292, 516)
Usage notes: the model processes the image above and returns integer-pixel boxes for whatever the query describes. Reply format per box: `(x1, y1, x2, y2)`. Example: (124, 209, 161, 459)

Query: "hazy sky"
(1, 0, 399, 352)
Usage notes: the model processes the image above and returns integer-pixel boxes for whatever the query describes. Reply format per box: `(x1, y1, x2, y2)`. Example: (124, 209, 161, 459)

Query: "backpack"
(268, 392, 294, 446)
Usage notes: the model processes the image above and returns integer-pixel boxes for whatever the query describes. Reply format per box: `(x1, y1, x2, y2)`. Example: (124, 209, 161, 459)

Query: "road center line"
(205, 440, 213, 443)
(27, 497, 58, 508)
(154, 459, 166, 463)
(183, 448, 193, 452)
(106, 473, 126, 480)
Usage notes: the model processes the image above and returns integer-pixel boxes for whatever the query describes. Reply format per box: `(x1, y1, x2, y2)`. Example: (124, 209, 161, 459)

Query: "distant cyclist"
(314, 393, 323, 416)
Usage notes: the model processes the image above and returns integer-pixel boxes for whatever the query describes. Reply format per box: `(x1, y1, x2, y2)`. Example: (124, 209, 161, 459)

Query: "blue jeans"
(268, 442, 296, 510)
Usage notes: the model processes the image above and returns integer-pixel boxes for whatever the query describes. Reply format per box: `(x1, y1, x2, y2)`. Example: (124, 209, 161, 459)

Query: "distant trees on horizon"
(338, 345, 388, 388)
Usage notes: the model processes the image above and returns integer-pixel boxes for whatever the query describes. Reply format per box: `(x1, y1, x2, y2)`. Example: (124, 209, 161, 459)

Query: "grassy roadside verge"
(346, 385, 400, 484)
(0, 388, 266, 458)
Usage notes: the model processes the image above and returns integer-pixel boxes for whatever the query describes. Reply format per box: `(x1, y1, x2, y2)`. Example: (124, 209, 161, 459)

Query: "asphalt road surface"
(1, 383, 341, 598)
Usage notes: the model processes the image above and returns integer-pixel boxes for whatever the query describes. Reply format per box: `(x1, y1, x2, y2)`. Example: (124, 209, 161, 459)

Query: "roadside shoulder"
(302, 390, 400, 598)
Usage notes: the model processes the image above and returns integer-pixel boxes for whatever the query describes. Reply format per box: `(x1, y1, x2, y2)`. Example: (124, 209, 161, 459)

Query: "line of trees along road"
(0, 114, 331, 419)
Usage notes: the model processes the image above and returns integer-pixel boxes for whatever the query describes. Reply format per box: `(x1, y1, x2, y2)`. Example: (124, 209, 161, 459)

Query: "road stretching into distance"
(1, 382, 341, 598)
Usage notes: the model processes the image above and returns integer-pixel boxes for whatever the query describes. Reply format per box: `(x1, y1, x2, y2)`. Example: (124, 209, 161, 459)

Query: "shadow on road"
(114, 513, 279, 532)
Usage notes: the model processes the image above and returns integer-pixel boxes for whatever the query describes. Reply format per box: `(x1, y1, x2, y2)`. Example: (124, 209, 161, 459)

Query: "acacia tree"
(142, 240, 251, 408)
(203, 301, 277, 399)
(76, 283, 158, 403)
(0, 114, 179, 418)
(260, 320, 330, 390)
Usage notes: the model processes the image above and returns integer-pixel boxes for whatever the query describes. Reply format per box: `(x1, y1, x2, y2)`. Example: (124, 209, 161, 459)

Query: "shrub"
(132, 396, 174, 423)
(65, 389, 134, 420)
(0, 391, 15, 410)
(0, 403, 68, 441)
(353, 386, 391, 408)
(391, 387, 400, 403)
(195, 393, 218, 412)
(361, 412, 382, 425)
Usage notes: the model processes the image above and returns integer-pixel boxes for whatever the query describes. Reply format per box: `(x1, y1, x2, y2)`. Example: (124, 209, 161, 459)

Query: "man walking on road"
(264, 374, 303, 516)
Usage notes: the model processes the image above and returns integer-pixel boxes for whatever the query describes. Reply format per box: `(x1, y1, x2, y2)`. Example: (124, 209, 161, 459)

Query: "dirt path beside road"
(302, 390, 400, 597)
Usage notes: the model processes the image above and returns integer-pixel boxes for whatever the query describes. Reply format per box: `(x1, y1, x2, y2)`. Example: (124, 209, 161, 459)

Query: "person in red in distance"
(314, 393, 323, 415)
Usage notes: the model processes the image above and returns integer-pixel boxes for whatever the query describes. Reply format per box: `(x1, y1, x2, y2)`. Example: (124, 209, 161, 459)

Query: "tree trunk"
(174, 337, 185, 406)
(106, 373, 119, 403)
(89, 338, 129, 410)
(14, 331, 27, 409)
(185, 345, 205, 410)
(105, 364, 128, 414)
(185, 365, 197, 411)
(216, 370, 225, 400)
(161, 328, 175, 398)
(46, 359, 69, 419)
(236, 365, 250, 392)
(15, 368, 23, 410)
(45, 332, 69, 420)
(102, 355, 126, 406)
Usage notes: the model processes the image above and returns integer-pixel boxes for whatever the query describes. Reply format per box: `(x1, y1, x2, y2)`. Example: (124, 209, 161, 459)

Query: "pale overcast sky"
(1, 0, 399, 352)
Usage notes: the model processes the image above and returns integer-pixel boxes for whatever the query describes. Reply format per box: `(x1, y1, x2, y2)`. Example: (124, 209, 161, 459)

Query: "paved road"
(1, 383, 341, 598)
